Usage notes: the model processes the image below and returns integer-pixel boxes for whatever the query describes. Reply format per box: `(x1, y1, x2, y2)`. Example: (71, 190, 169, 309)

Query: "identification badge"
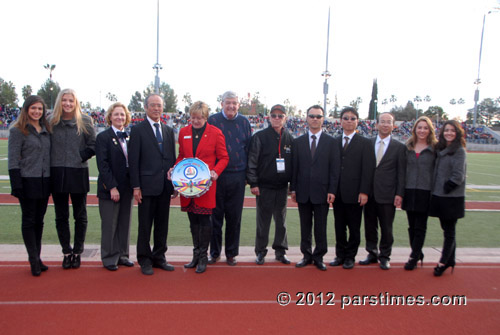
(184, 136, 192, 139)
(276, 158, 285, 173)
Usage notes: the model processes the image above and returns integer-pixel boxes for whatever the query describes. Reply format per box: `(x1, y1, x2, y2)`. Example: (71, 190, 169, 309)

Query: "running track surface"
(0, 261, 499, 334)
(0, 194, 499, 210)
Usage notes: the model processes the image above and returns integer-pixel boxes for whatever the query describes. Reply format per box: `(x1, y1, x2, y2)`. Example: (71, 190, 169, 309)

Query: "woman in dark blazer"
(402, 116, 437, 270)
(49, 89, 96, 269)
(8, 95, 51, 276)
(95, 103, 134, 271)
(429, 120, 466, 276)
(169, 101, 229, 273)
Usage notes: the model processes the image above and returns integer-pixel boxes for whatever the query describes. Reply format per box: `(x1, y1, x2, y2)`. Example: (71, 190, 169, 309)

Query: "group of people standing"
(8, 90, 466, 278)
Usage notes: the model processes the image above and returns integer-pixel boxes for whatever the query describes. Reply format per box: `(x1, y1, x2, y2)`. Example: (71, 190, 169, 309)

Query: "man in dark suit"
(291, 105, 339, 271)
(330, 107, 375, 270)
(128, 94, 177, 275)
(360, 112, 406, 270)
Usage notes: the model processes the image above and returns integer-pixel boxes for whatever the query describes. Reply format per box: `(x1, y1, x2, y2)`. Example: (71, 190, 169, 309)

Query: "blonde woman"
(402, 116, 437, 270)
(49, 89, 96, 269)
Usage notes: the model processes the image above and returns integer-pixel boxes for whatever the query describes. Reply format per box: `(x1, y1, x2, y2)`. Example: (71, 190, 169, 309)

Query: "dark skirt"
(51, 167, 90, 194)
(429, 195, 465, 220)
(402, 189, 431, 213)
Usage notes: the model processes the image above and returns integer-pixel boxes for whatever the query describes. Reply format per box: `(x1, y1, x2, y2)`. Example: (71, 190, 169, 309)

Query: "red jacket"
(175, 124, 229, 208)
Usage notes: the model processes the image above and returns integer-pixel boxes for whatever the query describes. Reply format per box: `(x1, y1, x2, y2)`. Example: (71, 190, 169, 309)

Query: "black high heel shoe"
(404, 257, 418, 270)
(433, 261, 455, 277)
(404, 253, 424, 271)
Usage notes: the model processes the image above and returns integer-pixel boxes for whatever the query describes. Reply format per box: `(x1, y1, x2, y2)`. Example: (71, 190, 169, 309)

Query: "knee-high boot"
(196, 224, 212, 273)
(185, 222, 200, 268)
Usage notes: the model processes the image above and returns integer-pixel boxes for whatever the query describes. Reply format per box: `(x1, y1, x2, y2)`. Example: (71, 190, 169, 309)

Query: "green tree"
(37, 79, 61, 110)
(251, 92, 266, 116)
(467, 98, 500, 126)
(128, 91, 143, 112)
(392, 101, 418, 121)
(22, 85, 33, 101)
(182, 92, 193, 114)
(143, 82, 177, 114)
(368, 79, 378, 120)
(0, 78, 18, 108)
(424, 106, 447, 122)
(283, 98, 297, 117)
(350, 97, 362, 110)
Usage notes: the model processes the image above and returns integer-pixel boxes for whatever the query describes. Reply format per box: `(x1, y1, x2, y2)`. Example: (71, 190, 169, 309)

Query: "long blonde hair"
(50, 88, 90, 135)
(406, 116, 437, 150)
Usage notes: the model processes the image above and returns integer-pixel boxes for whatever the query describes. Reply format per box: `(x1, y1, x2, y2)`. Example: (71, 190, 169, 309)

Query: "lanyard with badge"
(276, 129, 285, 173)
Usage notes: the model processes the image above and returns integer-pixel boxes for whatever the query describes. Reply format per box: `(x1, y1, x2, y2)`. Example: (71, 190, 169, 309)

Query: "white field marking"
(0, 299, 499, 306)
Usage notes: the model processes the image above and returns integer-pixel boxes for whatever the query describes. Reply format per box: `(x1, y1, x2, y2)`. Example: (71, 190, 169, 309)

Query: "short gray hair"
(144, 94, 164, 108)
(221, 91, 238, 102)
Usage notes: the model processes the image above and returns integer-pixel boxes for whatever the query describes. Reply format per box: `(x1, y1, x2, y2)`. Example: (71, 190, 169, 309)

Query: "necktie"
(311, 135, 317, 158)
(343, 136, 349, 151)
(376, 140, 385, 166)
(154, 123, 163, 152)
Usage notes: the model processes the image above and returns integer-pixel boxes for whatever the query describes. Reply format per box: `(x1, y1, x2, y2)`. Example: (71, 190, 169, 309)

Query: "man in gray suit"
(360, 112, 406, 270)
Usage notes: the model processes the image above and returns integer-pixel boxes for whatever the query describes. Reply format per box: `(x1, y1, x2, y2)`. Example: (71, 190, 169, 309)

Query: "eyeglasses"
(308, 114, 323, 119)
(342, 117, 357, 121)
(270, 114, 285, 119)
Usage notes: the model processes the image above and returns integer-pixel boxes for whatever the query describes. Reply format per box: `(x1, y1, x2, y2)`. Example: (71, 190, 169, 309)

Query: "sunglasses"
(342, 117, 357, 121)
(308, 114, 323, 119)
(270, 114, 285, 119)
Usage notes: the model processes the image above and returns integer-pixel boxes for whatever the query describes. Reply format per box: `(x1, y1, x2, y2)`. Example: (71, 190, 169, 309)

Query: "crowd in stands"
(0, 105, 19, 128)
(1, 105, 498, 144)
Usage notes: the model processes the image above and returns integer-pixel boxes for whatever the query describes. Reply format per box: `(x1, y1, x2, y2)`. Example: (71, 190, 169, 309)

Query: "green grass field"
(0, 139, 499, 247)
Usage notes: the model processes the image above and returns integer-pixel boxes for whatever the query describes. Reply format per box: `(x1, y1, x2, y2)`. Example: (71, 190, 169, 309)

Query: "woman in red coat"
(170, 101, 228, 273)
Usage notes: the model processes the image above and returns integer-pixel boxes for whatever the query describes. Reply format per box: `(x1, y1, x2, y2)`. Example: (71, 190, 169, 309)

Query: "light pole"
(322, 7, 331, 114)
(153, 0, 162, 94)
(472, 10, 498, 127)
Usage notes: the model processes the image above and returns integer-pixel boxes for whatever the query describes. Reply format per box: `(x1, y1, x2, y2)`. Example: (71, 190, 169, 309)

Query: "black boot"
(29, 257, 41, 277)
(185, 222, 200, 269)
(196, 224, 211, 274)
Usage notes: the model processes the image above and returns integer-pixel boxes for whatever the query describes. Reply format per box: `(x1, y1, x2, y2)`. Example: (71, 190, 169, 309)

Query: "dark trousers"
(439, 218, 457, 265)
(255, 187, 288, 257)
(210, 171, 246, 258)
(297, 201, 329, 263)
(406, 211, 428, 259)
(99, 191, 133, 267)
(52, 192, 88, 255)
(363, 199, 395, 260)
(333, 200, 363, 260)
(136, 190, 171, 266)
(19, 197, 49, 261)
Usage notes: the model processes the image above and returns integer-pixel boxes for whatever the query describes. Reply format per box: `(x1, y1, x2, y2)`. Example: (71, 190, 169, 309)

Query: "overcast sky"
(1, 0, 499, 119)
